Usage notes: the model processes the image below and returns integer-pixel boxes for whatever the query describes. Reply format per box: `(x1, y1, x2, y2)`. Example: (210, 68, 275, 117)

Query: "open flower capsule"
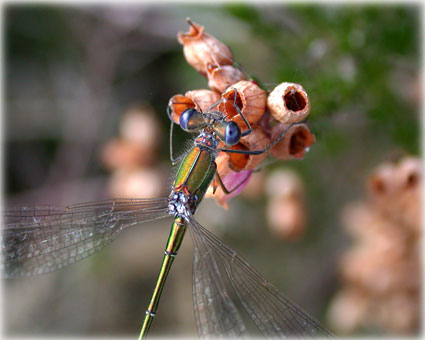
(219, 80, 267, 132)
(206, 63, 246, 93)
(177, 20, 233, 76)
(270, 123, 316, 160)
(267, 82, 310, 124)
(226, 126, 269, 171)
(168, 90, 220, 124)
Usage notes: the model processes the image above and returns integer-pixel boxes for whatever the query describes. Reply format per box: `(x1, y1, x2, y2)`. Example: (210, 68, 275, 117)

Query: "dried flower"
(168, 94, 196, 124)
(330, 156, 421, 335)
(219, 80, 267, 132)
(168, 90, 220, 124)
(206, 63, 246, 93)
(177, 19, 233, 76)
(185, 89, 221, 113)
(226, 127, 269, 171)
(267, 82, 310, 124)
(270, 123, 315, 160)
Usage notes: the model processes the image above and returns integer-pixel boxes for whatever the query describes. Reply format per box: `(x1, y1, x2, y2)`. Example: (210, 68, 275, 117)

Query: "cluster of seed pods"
(328, 156, 421, 335)
(169, 19, 315, 207)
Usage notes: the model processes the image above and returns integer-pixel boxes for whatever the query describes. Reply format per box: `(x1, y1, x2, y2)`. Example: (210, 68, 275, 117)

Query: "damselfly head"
(212, 120, 241, 146)
(179, 108, 207, 132)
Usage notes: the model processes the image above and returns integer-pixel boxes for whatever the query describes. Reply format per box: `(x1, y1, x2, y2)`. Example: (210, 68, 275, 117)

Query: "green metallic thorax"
(173, 146, 217, 209)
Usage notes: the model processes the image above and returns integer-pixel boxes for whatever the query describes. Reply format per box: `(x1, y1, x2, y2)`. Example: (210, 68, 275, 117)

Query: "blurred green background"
(4, 3, 420, 339)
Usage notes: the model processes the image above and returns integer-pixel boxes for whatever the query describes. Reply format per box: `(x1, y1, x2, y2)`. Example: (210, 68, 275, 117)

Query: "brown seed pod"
(168, 90, 220, 124)
(270, 123, 316, 160)
(206, 63, 246, 93)
(168, 94, 196, 124)
(267, 82, 310, 124)
(218, 80, 267, 132)
(177, 19, 233, 76)
(226, 127, 269, 171)
(185, 89, 221, 113)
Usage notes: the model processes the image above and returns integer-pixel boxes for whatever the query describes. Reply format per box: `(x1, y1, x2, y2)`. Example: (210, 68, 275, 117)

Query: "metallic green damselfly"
(2, 91, 334, 338)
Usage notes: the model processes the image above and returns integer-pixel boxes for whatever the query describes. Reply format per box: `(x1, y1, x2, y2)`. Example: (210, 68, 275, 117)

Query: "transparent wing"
(187, 216, 335, 338)
(2, 198, 170, 278)
(190, 218, 247, 338)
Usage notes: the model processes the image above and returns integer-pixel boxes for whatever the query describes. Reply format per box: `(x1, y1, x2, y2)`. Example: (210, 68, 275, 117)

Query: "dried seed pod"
(219, 80, 267, 131)
(206, 63, 246, 93)
(227, 127, 269, 171)
(168, 90, 220, 124)
(270, 123, 315, 160)
(185, 89, 221, 113)
(267, 82, 310, 124)
(168, 94, 196, 124)
(177, 19, 233, 76)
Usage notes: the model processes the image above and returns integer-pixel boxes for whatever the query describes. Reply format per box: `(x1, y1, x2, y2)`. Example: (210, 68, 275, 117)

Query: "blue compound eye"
(225, 121, 241, 146)
(179, 108, 198, 131)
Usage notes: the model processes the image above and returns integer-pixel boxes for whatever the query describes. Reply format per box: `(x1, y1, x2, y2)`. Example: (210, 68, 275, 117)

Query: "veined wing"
(190, 217, 247, 338)
(187, 215, 335, 338)
(2, 198, 170, 278)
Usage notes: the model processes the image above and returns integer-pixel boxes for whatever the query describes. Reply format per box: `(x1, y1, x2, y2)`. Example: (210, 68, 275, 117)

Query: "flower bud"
(177, 19, 233, 76)
(267, 82, 310, 124)
(206, 63, 246, 93)
(219, 80, 267, 132)
(270, 123, 315, 160)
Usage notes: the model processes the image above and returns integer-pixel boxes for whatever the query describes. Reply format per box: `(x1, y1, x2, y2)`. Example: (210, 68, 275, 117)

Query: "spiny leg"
(215, 170, 252, 195)
(167, 105, 186, 165)
(217, 122, 303, 156)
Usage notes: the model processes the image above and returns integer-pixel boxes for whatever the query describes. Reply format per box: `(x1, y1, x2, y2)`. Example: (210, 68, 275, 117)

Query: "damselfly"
(2, 89, 333, 339)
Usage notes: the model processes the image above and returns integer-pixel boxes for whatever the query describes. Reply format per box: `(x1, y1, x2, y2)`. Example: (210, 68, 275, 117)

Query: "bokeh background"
(3, 3, 421, 339)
